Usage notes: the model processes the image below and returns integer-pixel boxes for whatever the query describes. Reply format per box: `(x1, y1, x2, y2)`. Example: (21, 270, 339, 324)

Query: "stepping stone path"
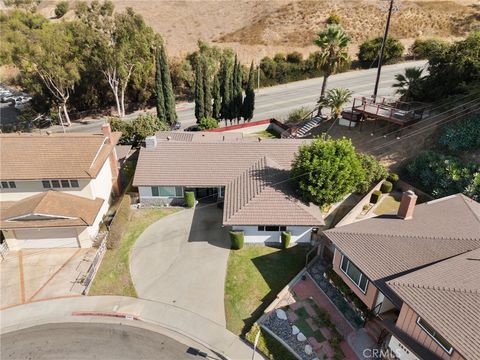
(297, 332, 307, 342)
(305, 344, 313, 355)
(292, 325, 300, 335)
(276, 309, 287, 320)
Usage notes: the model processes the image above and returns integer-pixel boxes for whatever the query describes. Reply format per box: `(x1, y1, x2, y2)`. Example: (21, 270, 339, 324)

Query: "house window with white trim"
(340, 255, 368, 293)
(42, 180, 79, 189)
(417, 317, 453, 354)
(151, 186, 183, 197)
(257, 226, 287, 232)
(0, 181, 16, 189)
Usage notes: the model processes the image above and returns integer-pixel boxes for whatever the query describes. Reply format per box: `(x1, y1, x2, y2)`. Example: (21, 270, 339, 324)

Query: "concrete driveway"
(0, 248, 96, 309)
(130, 205, 230, 326)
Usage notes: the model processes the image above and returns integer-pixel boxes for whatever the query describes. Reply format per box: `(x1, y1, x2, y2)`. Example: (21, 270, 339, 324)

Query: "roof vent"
(166, 136, 171, 141)
(145, 135, 157, 149)
(258, 137, 262, 142)
(397, 190, 418, 220)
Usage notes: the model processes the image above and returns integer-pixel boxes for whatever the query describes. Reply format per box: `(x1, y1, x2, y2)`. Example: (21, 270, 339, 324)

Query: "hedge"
(281, 231, 291, 249)
(106, 195, 132, 249)
(229, 231, 244, 250)
(380, 181, 393, 193)
(370, 190, 382, 204)
(387, 173, 399, 183)
(184, 191, 195, 208)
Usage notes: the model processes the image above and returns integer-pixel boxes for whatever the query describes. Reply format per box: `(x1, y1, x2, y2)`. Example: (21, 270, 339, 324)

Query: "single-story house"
(133, 131, 324, 244)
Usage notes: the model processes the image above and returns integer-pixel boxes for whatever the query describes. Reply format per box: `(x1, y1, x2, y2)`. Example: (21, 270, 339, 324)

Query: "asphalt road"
(50, 60, 426, 133)
(0, 323, 216, 360)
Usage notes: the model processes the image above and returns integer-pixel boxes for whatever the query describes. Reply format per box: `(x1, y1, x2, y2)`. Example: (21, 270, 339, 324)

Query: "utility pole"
(373, 0, 395, 103)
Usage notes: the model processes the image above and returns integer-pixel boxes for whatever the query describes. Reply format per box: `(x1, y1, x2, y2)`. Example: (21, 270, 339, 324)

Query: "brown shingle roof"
(388, 248, 480, 360)
(0, 191, 104, 229)
(134, 137, 323, 226)
(155, 131, 244, 143)
(223, 157, 323, 226)
(325, 194, 480, 281)
(0, 132, 121, 180)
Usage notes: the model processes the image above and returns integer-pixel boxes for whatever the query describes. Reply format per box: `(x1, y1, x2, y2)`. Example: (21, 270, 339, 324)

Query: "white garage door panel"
(15, 228, 79, 248)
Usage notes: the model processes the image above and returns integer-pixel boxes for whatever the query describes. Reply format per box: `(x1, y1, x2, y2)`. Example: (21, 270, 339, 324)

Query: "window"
(258, 226, 288, 232)
(41, 180, 79, 189)
(151, 186, 183, 197)
(417, 317, 453, 354)
(340, 255, 369, 293)
(0, 181, 16, 189)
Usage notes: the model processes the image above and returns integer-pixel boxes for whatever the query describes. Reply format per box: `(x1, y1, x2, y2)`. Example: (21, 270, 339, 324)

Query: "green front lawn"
(374, 193, 401, 215)
(225, 245, 308, 336)
(89, 208, 180, 296)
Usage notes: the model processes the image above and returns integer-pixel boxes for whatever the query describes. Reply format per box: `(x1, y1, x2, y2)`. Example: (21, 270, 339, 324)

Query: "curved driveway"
(130, 205, 230, 326)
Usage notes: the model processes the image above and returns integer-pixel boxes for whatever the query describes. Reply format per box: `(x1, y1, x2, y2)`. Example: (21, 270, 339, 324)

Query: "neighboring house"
(133, 132, 324, 244)
(0, 124, 121, 249)
(322, 191, 480, 360)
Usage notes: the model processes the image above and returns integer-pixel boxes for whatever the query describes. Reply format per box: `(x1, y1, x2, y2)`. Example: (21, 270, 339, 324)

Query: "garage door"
(15, 228, 79, 248)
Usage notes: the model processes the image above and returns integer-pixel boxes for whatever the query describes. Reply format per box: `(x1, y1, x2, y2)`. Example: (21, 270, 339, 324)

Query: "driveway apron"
(130, 205, 230, 326)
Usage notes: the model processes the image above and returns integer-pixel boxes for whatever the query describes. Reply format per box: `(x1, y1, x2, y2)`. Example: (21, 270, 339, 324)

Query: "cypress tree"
(202, 59, 212, 118)
(242, 61, 255, 121)
(212, 72, 221, 120)
(159, 45, 177, 125)
(234, 57, 243, 122)
(155, 50, 167, 125)
(220, 58, 232, 123)
(194, 60, 205, 122)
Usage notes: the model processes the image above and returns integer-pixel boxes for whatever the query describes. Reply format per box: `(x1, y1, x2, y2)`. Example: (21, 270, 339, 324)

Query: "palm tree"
(392, 67, 425, 100)
(318, 88, 353, 120)
(314, 24, 350, 115)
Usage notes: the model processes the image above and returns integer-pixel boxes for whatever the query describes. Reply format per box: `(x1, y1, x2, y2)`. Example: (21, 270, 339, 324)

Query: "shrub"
(292, 137, 366, 206)
(370, 190, 382, 204)
(55, 1, 69, 18)
(356, 153, 388, 193)
(281, 231, 291, 249)
(406, 151, 477, 198)
(387, 173, 399, 183)
(286, 52, 303, 64)
(285, 107, 311, 124)
(380, 181, 393, 193)
(326, 13, 341, 25)
(229, 231, 244, 250)
(358, 36, 404, 65)
(273, 53, 286, 63)
(197, 116, 219, 130)
(184, 191, 195, 208)
(439, 114, 480, 152)
(106, 195, 132, 249)
(409, 38, 449, 59)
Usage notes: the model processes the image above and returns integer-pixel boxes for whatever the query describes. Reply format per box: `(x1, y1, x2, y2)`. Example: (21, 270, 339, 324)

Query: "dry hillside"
(9, 0, 480, 61)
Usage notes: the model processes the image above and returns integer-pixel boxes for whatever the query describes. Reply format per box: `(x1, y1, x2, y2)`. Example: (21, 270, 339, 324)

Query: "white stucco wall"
(388, 335, 420, 360)
(232, 225, 312, 244)
(90, 159, 113, 201)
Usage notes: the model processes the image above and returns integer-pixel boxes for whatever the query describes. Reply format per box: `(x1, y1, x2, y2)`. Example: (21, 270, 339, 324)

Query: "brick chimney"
(102, 123, 120, 196)
(397, 190, 418, 220)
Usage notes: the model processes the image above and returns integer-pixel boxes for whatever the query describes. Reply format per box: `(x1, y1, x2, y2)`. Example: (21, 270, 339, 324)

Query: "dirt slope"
(27, 0, 480, 61)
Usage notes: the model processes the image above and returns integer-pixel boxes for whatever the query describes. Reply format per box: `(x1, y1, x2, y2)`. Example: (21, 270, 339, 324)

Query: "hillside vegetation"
(27, 0, 480, 61)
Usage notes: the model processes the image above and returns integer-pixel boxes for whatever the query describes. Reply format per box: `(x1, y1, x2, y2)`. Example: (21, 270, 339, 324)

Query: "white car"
(14, 96, 32, 108)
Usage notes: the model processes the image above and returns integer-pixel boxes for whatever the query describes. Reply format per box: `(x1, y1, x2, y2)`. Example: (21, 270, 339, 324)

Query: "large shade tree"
(16, 22, 82, 126)
(314, 24, 350, 115)
(291, 137, 365, 206)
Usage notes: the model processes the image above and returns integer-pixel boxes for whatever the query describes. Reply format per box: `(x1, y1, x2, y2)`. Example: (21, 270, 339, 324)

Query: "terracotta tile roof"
(325, 194, 480, 281)
(133, 137, 323, 226)
(0, 132, 121, 180)
(388, 248, 480, 360)
(223, 157, 323, 226)
(0, 191, 104, 229)
(115, 145, 132, 161)
(155, 131, 244, 143)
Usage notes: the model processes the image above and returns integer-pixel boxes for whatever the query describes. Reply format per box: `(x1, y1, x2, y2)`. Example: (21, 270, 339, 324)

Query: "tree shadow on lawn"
(239, 245, 309, 336)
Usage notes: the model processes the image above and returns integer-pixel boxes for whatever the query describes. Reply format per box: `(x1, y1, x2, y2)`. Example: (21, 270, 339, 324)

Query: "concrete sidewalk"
(0, 296, 257, 360)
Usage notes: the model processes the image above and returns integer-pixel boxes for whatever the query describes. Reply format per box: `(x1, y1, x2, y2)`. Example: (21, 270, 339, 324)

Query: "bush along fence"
(106, 195, 132, 250)
(184, 191, 195, 208)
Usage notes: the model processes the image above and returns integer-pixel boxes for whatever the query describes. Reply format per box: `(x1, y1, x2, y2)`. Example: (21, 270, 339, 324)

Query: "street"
(0, 323, 216, 360)
(46, 60, 426, 133)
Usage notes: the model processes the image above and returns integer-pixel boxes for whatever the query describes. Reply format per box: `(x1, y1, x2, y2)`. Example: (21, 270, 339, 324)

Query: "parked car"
(14, 96, 32, 108)
(1, 95, 17, 103)
(171, 121, 181, 130)
(184, 124, 200, 132)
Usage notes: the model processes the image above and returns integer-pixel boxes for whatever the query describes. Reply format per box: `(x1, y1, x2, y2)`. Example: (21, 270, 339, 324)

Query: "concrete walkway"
(130, 205, 231, 326)
(0, 296, 255, 360)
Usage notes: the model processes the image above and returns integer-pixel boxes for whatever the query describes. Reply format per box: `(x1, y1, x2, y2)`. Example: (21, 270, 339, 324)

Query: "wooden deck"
(351, 98, 424, 126)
